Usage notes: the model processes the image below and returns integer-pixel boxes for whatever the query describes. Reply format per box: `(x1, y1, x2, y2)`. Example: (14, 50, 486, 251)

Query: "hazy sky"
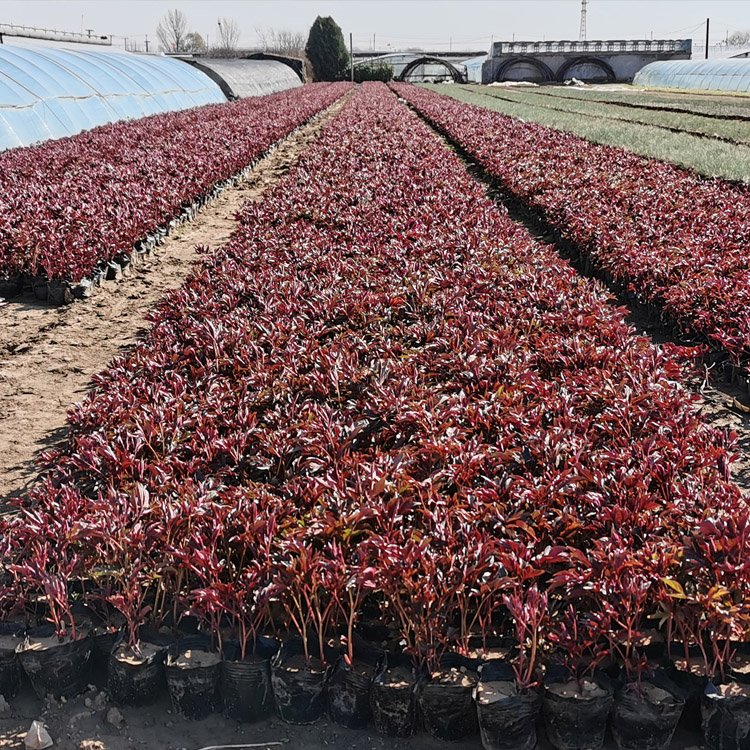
(0, 0, 748, 52)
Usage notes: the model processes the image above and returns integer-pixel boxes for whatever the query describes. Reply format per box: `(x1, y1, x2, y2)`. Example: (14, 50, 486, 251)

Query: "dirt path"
(0, 97, 348, 506)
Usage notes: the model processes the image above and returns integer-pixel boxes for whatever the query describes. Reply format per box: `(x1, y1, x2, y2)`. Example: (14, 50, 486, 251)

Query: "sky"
(0, 0, 748, 52)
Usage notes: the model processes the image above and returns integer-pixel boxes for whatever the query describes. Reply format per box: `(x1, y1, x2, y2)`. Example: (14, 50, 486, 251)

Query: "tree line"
(155, 10, 392, 82)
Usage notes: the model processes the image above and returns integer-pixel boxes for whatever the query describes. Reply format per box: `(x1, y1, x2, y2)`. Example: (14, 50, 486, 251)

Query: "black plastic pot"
(165, 635, 221, 720)
(665, 645, 708, 733)
(542, 670, 614, 750)
(327, 635, 382, 729)
(271, 638, 331, 725)
(0, 623, 24, 699)
(475, 664, 542, 750)
(0, 275, 22, 298)
(327, 661, 377, 729)
(702, 681, 750, 750)
(370, 657, 420, 738)
(221, 637, 277, 723)
(90, 627, 121, 683)
(16, 626, 92, 699)
(107, 630, 172, 706)
(419, 652, 480, 741)
(611, 675, 685, 750)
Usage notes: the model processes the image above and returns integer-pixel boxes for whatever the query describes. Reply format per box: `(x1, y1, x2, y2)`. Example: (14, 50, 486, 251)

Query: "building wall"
(480, 40, 691, 84)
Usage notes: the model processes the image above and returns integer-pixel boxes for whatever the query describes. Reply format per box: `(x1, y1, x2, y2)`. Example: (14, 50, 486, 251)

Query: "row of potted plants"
(0, 81, 350, 285)
(2, 82, 748, 750)
(0, 605, 745, 749)
(391, 83, 750, 374)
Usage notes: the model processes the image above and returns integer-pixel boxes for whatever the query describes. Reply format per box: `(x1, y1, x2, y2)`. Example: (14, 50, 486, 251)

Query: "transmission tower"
(579, 0, 588, 41)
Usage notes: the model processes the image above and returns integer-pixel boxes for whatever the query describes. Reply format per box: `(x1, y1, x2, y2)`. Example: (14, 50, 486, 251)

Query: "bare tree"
(727, 30, 750, 47)
(255, 27, 306, 57)
(215, 17, 241, 53)
(156, 9, 189, 53)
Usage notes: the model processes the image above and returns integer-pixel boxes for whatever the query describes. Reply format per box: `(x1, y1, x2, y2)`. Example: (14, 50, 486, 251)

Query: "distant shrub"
(350, 62, 394, 83)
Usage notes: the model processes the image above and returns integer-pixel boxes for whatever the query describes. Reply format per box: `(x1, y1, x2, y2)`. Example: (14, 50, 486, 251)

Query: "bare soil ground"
(0, 97, 348, 508)
(696, 379, 750, 492)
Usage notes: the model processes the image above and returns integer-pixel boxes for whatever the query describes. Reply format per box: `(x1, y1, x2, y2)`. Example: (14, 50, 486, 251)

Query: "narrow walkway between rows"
(0, 95, 349, 506)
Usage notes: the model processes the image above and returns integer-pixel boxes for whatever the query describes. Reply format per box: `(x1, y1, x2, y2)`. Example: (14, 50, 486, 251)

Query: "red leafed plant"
(503, 585, 549, 690)
(0, 82, 748, 696)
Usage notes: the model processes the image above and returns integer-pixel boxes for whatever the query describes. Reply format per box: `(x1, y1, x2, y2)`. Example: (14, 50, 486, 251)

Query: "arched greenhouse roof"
(185, 58, 302, 100)
(633, 58, 750, 93)
(0, 45, 226, 151)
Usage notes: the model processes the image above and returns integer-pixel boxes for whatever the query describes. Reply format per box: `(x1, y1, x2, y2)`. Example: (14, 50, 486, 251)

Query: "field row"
(0, 82, 350, 286)
(430, 84, 750, 183)
(538, 85, 750, 122)
(2, 83, 747, 744)
(472, 86, 750, 146)
(402, 84, 750, 371)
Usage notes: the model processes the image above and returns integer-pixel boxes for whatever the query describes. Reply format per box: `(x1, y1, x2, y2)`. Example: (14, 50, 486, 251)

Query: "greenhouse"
(633, 57, 750, 93)
(0, 44, 225, 151)
(185, 58, 302, 100)
(354, 53, 468, 82)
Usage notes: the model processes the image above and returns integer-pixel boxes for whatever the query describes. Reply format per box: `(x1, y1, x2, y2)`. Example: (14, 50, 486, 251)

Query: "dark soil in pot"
(419, 663, 479, 740)
(16, 627, 91, 699)
(729, 649, 750, 686)
(543, 675, 614, 750)
(107, 637, 170, 706)
(165, 637, 221, 720)
(221, 637, 278, 723)
(702, 681, 750, 750)
(475, 680, 542, 750)
(0, 623, 24, 699)
(370, 663, 419, 738)
(612, 679, 685, 750)
(466, 636, 515, 664)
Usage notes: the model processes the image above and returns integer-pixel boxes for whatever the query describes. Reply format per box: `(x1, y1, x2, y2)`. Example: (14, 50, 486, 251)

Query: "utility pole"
(350, 32, 354, 82)
(579, 0, 588, 42)
(705, 17, 710, 59)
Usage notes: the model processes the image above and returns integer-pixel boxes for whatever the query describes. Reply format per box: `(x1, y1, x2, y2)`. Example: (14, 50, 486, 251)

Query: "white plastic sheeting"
(0, 45, 226, 151)
(634, 58, 750, 93)
(186, 58, 302, 99)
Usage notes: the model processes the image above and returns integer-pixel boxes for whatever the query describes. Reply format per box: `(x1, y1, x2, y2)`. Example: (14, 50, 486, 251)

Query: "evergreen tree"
(305, 16, 349, 81)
